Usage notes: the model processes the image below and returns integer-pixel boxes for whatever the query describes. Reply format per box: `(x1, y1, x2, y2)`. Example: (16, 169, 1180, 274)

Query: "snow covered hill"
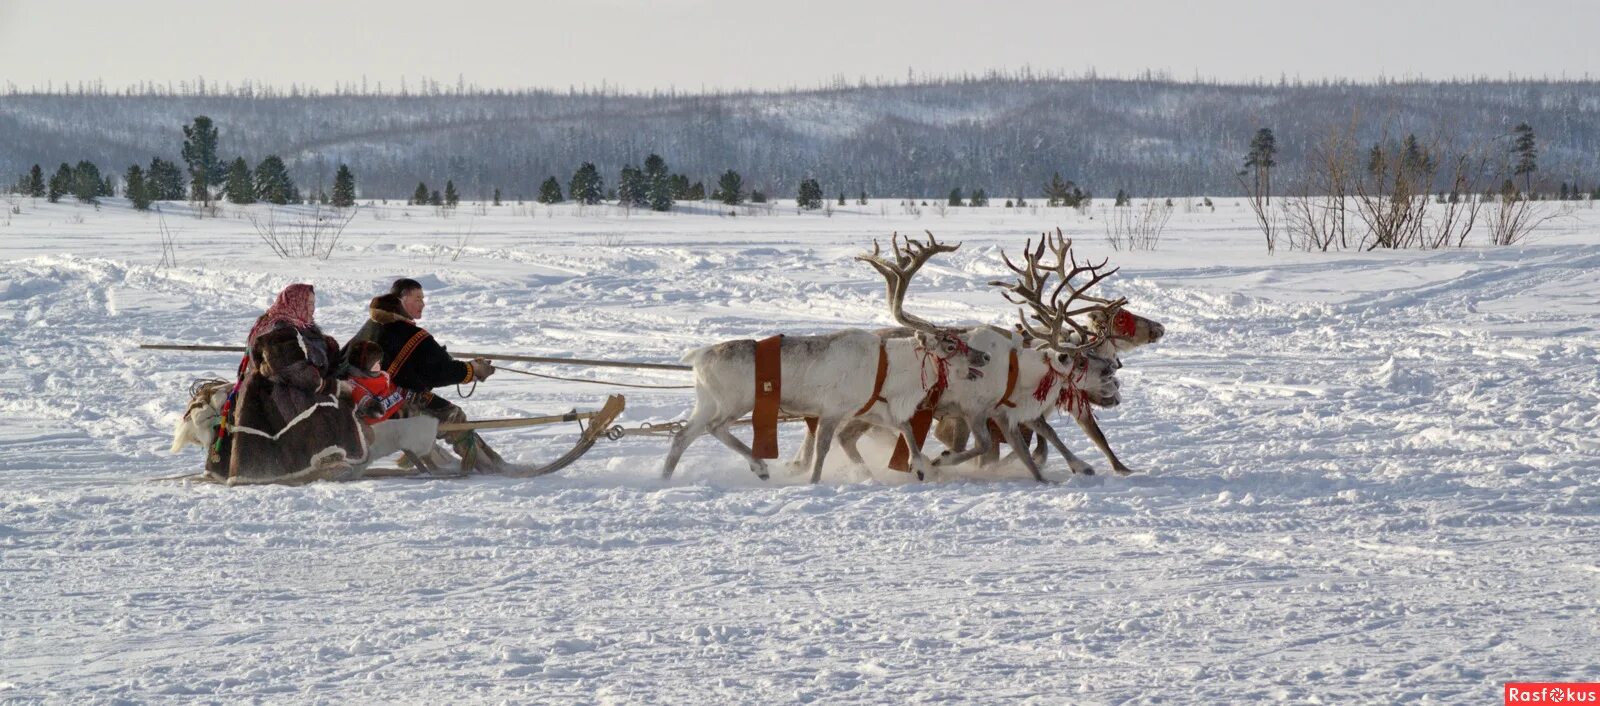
(1, 196, 1596, 703)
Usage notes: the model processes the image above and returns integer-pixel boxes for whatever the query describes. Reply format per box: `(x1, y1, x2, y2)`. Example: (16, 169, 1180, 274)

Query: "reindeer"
(660, 233, 992, 483)
(830, 232, 1127, 483)
(935, 304, 1166, 476)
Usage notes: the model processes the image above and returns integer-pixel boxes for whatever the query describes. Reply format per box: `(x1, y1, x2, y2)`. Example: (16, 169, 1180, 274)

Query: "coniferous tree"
(751, 189, 768, 204)
(838, 191, 847, 206)
(444, 180, 459, 207)
(1044, 172, 1073, 206)
(643, 154, 673, 211)
(538, 176, 563, 204)
(254, 156, 295, 205)
(429, 189, 443, 206)
(970, 188, 988, 207)
(27, 164, 45, 197)
(148, 158, 186, 200)
(797, 179, 823, 209)
(181, 116, 227, 204)
(225, 157, 256, 204)
(73, 161, 103, 203)
(668, 173, 692, 200)
(1115, 189, 1130, 206)
(569, 162, 604, 205)
(48, 163, 72, 202)
(618, 165, 647, 207)
(716, 169, 745, 205)
(100, 175, 115, 197)
(492, 188, 502, 206)
(1244, 127, 1278, 205)
(1513, 123, 1538, 195)
(125, 165, 152, 211)
(858, 189, 867, 206)
(687, 181, 705, 201)
(412, 182, 429, 205)
(331, 164, 356, 207)
(947, 187, 963, 206)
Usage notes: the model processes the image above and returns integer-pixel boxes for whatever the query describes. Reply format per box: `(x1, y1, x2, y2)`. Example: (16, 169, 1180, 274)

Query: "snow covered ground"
(1, 195, 1597, 703)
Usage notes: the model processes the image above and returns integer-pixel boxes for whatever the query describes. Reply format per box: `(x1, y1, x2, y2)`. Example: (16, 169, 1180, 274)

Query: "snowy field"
(1, 195, 1597, 703)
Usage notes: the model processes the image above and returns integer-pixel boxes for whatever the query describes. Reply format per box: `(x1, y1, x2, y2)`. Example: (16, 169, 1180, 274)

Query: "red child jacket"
(348, 372, 408, 423)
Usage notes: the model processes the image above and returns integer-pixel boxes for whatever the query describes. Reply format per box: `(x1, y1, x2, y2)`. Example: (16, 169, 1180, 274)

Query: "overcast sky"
(2, 0, 1597, 93)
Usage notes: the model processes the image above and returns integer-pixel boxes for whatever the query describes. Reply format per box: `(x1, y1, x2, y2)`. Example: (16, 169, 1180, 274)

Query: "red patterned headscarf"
(247, 283, 316, 343)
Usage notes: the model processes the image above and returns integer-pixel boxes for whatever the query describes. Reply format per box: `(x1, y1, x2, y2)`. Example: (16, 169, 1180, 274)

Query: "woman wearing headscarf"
(223, 283, 368, 483)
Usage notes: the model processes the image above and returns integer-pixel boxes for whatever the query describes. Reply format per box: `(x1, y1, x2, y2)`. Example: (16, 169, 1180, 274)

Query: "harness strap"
(888, 385, 943, 473)
(995, 349, 1019, 409)
(852, 342, 889, 416)
(387, 329, 432, 377)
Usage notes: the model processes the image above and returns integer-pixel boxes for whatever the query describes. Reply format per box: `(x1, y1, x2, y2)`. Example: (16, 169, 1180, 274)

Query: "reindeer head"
(991, 229, 1128, 414)
(858, 231, 993, 380)
(1088, 306, 1166, 352)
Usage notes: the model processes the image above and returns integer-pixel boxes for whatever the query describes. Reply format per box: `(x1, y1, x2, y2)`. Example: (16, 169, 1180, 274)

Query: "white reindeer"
(660, 233, 992, 483)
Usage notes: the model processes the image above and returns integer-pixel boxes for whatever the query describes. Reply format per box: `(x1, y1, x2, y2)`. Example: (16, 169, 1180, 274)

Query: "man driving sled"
(353, 278, 509, 473)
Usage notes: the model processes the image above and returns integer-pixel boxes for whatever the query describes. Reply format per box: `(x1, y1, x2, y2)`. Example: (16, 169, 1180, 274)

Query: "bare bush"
(250, 205, 356, 259)
(156, 208, 180, 268)
(1423, 147, 1491, 249)
(596, 233, 626, 248)
(1103, 200, 1174, 251)
(1488, 187, 1559, 246)
(1352, 133, 1438, 250)
(1282, 122, 1355, 251)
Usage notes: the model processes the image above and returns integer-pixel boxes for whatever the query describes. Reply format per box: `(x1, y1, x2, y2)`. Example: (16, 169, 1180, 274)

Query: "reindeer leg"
(808, 418, 839, 484)
(1027, 418, 1096, 476)
(660, 414, 709, 480)
(790, 423, 816, 472)
(1075, 411, 1133, 475)
(996, 422, 1050, 483)
(709, 423, 769, 481)
(934, 414, 995, 468)
(836, 419, 870, 466)
(894, 421, 938, 481)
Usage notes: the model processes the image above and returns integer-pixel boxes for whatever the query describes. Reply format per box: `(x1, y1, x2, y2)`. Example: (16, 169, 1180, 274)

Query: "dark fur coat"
(227, 322, 368, 483)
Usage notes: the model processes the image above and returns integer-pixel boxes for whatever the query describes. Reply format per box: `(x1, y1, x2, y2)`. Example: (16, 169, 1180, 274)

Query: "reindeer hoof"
(1113, 465, 1135, 476)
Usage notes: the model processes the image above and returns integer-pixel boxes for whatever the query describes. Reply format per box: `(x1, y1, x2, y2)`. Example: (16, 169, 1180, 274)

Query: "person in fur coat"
(225, 284, 368, 483)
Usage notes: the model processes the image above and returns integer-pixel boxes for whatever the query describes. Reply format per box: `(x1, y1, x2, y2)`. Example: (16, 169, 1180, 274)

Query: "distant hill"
(4, 78, 1598, 199)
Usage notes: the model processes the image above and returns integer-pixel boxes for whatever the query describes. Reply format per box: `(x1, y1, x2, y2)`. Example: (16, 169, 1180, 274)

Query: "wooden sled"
(157, 394, 627, 486)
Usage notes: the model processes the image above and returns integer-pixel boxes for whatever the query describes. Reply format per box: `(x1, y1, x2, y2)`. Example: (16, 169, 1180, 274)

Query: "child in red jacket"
(346, 341, 408, 423)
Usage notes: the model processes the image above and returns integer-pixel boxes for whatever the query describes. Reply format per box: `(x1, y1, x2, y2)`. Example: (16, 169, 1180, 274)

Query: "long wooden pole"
(138, 343, 692, 371)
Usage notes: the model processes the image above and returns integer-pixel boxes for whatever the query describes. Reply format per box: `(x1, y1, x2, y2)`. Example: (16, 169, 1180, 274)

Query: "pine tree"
(716, 170, 745, 205)
(569, 162, 604, 205)
(1513, 123, 1538, 195)
(26, 164, 45, 197)
(412, 182, 429, 205)
(1115, 189, 1130, 206)
(125, 165, 152, 211)
(48, 163, 72, 202)
(797, 179, 823, 209)
(687, 181, 705, 200)
(857, 189, 867, 206)
(669, 173, 692, 200)
(1244, 127, 1278, 206)
(643, 154, 673, 211)
(751, 189, 768, 204)
(444, 180, 459, 207)
(1043, 172, 1072, 206)
(538, 176, 563, 204)
(254, 156, 295, 205)
(225, 157, 256, 204)
(970, 188, 988, 207)
(148, 158, 186, 200)
(181, 116, 227, 204)
(331, 164, 356, 207)
(100, 175, 115, 197)
(1560, 182, 1570, 201)
(618, 165, 647, 208)
(429, 189, 443, 206)
(72, 161, 103, 203)
(837, 192, 846, 206)
(1016, 194, 1027, 207)
(492, 188, 502, 206)
(947, 188, 963, 206)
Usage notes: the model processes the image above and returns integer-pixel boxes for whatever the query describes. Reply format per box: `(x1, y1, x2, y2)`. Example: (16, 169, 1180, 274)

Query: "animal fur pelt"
(227, 323, 368, 483)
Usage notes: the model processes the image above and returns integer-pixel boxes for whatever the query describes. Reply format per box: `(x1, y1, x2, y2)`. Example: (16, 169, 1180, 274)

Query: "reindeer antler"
(856, 230, 961, 332)
(989, 228, 1126, 353)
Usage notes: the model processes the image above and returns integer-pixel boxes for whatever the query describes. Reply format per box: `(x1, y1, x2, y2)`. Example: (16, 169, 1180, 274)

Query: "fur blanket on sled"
(226, 322, 369, 483)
